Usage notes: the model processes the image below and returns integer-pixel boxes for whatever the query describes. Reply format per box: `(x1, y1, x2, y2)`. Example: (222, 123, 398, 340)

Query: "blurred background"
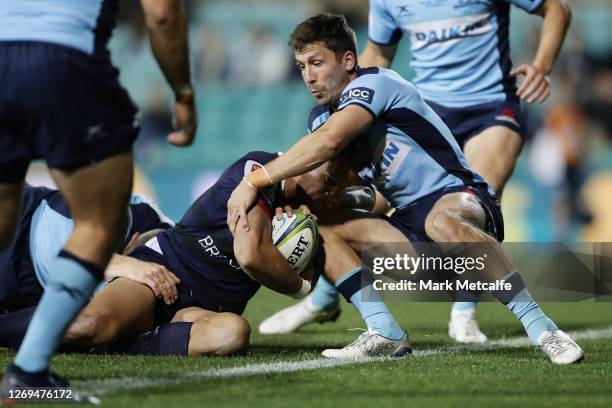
(27, 0, 612, 242)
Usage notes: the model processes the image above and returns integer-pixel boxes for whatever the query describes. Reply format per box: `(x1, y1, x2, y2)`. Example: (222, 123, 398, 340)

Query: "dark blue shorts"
(385, 185, 505, 243)
(0, 41, 140, 183)
(426, 98, 525, 149)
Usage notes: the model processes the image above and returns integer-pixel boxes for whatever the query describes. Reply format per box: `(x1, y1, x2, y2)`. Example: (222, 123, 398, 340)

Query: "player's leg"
(258, 210, 408, 335)
(424, 191, 583, 364)
(121, 307, 250, 356)
(451, 125, 522, 342)
(173, 307, 250, 356)
(63, 277, 157, 347)
(11, 151, 134, 378)
(463, 126, 523, 199)
(314, 217, 412, 358)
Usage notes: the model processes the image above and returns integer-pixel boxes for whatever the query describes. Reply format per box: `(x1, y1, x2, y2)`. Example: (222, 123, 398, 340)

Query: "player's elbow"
(541, 0, 572, 22)
(234, 235, 263, 270)
(142, 0, 181, 28)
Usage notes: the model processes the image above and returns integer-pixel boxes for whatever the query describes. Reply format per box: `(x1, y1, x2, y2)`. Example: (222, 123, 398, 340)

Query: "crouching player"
(0, 152, 321, 357)
(0, 184, 179, 349)
(227, 14, 583, 364)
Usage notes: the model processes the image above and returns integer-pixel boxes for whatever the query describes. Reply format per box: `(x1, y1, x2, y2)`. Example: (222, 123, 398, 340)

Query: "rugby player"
(0, 0, 196, 401)
(260, 0, 572, 343)
(0, 152, 320, 358)
(227, 14, 583, 364)
(0, 185, 178, 349)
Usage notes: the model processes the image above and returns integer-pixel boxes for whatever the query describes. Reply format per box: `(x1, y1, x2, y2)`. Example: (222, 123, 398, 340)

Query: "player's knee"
(189, 314, 251, 357)
(65, 314, 101, 344)
(425, 210, 464, 242)
(64, 312, 115, 346)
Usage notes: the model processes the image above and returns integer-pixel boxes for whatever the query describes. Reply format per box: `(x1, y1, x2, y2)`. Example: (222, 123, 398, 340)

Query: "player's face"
(295, 42, 355, 106)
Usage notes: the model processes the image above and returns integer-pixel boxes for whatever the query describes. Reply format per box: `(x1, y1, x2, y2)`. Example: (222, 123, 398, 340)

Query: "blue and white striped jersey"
(308, 67, 492, 209)
(368, 0, 543, 107)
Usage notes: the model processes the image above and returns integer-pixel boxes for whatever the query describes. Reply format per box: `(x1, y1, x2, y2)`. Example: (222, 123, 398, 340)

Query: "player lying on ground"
(0, 184, 185, 351)
(0, 152, 377, 357)
(227, 14, 583, 364)
(261, 0, 573, 344)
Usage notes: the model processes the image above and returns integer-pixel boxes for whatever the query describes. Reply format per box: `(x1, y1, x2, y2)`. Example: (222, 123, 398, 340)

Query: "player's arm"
(105, 229, 180, 305)
(233, 205, 311, 298)
(511, 0, 572, 103)
(140, 0, 197, 146)
(359, 41, 397, 69)
(228, 105, 373, 233)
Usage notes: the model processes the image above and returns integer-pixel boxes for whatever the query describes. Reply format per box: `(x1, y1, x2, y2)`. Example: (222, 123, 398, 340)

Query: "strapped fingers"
(275, 207, 283, 220)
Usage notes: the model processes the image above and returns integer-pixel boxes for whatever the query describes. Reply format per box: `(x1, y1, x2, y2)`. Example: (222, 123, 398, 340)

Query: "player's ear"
(342, 50, 357, 73)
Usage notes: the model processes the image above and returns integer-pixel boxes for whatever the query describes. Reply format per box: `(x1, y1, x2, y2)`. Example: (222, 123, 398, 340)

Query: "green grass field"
(2, 290, 611, 407)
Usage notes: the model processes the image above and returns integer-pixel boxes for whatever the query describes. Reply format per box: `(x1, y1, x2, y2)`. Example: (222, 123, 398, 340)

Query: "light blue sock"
(335, 267, 405, 341)
(507, 289, 558, 345)
(14, 251, 100, 373)
(492, 270, 558, 345)
(310, 276, 340, 310)
(451, 302, 477, 312)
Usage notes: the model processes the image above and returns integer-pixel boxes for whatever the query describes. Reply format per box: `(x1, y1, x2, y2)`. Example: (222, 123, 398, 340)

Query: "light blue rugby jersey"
(0, 0, 119, 55)
(368, 0, 543, 107)
(29, 193, 173, 290)
(308, 67, 491, 209)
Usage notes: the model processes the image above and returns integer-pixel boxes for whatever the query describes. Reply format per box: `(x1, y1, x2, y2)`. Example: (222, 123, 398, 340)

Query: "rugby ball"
(272, 210, 318, 275)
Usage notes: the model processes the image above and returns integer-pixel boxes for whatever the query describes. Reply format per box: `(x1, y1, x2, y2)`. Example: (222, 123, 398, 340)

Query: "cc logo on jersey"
(340, 87, 375, 104)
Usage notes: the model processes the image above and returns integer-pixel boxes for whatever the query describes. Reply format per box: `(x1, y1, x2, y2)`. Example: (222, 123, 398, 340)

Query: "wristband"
(289, 279, 312, 299)
(242, 177, 257, 190)
(262, 165, 274, 184)
(245, 168, 274, 189)
(174, 84, 195, 104)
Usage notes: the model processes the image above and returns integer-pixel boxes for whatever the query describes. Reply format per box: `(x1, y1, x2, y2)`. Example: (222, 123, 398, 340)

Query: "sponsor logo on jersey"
(396, 4, 415, 16)
(406, 13, 493, 50)
(495, 108, 520, 127)
(340, 87, 375, 105)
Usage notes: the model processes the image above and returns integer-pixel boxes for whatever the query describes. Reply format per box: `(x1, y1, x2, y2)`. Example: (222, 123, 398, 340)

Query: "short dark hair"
(289, 13, 357, 62)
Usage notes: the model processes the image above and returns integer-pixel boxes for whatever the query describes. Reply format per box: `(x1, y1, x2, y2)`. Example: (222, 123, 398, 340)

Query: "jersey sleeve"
(368, 0, 403, 45)
(337, 72, 396, 120)
(505, 0, 544, 13)
(307, 105, 331, 133)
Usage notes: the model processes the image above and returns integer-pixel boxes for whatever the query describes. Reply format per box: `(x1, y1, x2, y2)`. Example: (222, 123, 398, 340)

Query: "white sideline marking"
(76, 326, 612, 395)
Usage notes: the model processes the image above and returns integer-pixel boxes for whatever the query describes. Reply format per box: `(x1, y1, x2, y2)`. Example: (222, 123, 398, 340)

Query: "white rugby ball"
(271, 210, 318, 275)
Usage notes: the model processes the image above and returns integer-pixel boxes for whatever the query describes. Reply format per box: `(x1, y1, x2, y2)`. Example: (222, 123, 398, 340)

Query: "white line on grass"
(76, 325, 612, 395)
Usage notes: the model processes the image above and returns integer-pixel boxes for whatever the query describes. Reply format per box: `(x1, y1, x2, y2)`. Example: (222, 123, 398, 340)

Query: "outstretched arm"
(227, 104, 374, 233)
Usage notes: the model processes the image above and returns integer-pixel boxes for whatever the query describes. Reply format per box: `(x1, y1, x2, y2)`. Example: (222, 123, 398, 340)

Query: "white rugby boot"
(258, 296, 341, 334)
(448, 308, 488, 343)
(538, 330, 584, 364)
(321, 329, 412, 359)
